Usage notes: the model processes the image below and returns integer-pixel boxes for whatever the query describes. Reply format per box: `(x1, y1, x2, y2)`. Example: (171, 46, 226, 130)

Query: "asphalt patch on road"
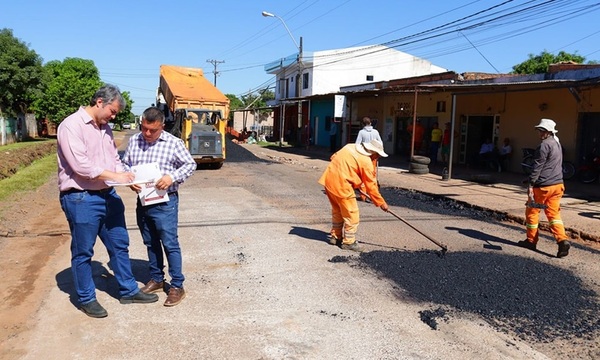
(343, 250, 600, 344)
(384, 187, 507, 222)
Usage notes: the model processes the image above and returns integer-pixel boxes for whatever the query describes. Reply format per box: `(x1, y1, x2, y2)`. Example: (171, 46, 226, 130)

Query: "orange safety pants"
(525, 183, 568, 244)
(325, 190, 360, 245)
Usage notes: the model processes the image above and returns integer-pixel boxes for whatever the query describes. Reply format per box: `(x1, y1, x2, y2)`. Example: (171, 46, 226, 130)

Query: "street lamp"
(262, 10, 303, 147)
(261, 11, 300, 50)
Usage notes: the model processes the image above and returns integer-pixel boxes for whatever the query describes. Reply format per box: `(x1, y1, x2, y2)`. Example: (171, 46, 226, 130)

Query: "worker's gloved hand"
(380, 203, 389, 212)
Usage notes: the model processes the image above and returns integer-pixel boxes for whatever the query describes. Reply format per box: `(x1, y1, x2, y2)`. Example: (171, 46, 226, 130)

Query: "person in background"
(476, 138, 495, 167)
(498, 137, 512, 171)
(355, 117, 383, 200)
(355, 116, 382, 145)
(319, 139, 389, 252)
(429, 122, 442, 165)
(517, 118, 570, 258)
(329, 121, 338, 153)
(57, 84, 159, 318)
(441, 122, 454, 164)
(122, 106, 196, 306)
(407, 119, 425, 154)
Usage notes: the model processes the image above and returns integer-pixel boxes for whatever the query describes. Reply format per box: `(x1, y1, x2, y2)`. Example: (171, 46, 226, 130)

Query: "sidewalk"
(261, 144, 600, 245)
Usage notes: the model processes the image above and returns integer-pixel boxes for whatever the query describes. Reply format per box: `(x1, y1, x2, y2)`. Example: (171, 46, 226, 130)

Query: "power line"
(460, 31, 500, 73)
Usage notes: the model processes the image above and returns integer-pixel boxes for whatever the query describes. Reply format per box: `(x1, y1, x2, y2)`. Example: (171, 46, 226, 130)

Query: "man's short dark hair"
(142, 107, 165, 123)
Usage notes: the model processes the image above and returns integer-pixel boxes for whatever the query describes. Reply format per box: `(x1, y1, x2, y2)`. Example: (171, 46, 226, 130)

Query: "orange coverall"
(318, 144, 387, 245)
(407, 123, 425, 151)
(526, 184, 568, 243)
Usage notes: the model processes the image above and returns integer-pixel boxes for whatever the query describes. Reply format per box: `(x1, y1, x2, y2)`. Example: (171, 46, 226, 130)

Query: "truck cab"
(163, 107, 225, 169)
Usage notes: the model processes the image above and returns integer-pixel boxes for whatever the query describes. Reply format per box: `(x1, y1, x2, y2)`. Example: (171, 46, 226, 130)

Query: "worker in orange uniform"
(518, 118, 570, 258)
(319, 139, 389, 252)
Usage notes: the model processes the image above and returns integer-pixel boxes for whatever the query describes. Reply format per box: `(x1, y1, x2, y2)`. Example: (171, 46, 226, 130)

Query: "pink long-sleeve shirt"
(57, 107, 124, 191)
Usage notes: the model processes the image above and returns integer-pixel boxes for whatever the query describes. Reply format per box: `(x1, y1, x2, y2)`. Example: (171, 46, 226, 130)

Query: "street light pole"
(262, 11, 303, 147)
(261, 11, 299, 49)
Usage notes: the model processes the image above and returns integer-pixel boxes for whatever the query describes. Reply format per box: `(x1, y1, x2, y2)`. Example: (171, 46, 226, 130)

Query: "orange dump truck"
(156, 64, 230, 169)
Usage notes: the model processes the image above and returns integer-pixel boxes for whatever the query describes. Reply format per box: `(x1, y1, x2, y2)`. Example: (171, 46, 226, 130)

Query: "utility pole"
(297, 36, 303, 147)
(206, 59, 224, 86)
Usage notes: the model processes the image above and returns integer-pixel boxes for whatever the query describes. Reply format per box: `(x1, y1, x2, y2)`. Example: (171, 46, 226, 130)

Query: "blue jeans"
(136, 193, 184, 288)
(60, 189, 139, 305)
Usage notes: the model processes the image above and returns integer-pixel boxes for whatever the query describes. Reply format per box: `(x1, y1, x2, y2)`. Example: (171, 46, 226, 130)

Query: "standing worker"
(517, 118, 570, 258)
(429, 122, 442, 165)
(122, 106, 196, 306)
(319, 139, 389, 252)
(57, 84, 159, 318)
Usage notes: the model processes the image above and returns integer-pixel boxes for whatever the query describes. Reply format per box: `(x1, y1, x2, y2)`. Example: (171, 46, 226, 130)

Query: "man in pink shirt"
(57, 84, 158, 318)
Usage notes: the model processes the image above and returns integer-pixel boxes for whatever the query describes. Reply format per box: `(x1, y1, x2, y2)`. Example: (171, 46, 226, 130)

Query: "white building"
(265, 45, 449, 101)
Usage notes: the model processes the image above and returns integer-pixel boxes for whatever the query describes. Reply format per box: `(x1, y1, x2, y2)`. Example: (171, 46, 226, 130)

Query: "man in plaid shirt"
(121, 106, 196, 306)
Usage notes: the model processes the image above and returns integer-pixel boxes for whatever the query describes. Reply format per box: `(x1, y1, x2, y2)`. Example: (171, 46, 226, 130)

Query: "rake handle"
(358, 189, 448, 252)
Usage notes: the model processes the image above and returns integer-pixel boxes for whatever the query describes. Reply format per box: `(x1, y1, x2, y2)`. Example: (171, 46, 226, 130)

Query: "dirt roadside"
(0, 132, 128, 354)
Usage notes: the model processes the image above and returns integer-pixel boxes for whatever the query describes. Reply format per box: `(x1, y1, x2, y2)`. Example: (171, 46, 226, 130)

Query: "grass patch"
(0, 138, 53, 151)
(0, 153, 57, 202)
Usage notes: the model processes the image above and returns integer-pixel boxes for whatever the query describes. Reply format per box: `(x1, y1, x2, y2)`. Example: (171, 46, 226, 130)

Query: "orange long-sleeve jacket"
(318, 144, 386, 207)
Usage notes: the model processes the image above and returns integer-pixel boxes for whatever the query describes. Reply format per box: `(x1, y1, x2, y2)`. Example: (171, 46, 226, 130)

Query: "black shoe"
(327, 234, 340, 246)
(517, 240, 537, 251)
(341, 241, 364, 252)
(557, 240, 570, 258)
(80, 300, 108, 318)
(120, 291, 159, 304)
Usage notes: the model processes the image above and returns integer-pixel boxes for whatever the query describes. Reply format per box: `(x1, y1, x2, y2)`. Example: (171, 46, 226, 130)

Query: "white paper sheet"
(107, 163, 169, 206)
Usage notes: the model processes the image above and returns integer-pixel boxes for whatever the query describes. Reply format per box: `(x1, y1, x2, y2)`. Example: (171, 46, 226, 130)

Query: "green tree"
(511, 50, 587, 74)
(34, 57, 102, 123)
(241, 88, 275, 114)
(113, 91, 134, 129)
(226, 94, 244, 110)
(0, 28, 45, 117)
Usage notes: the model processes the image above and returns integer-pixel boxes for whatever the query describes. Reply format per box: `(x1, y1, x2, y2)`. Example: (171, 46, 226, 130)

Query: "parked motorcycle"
(577, 155, 600, 184)
(521, 147, 576, 180)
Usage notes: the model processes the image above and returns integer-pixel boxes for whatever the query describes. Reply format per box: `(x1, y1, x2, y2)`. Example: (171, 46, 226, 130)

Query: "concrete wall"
(232, 110, 275, 138)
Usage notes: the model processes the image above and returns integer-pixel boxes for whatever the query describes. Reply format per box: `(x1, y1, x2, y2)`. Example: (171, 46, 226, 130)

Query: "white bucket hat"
(356, 139, 388, 157)
(535, 118, 558, 134)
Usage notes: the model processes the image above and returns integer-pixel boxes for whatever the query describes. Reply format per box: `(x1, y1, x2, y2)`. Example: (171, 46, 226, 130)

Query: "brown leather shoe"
(164, 287, 186, 307)
(140, 279, 165, 294)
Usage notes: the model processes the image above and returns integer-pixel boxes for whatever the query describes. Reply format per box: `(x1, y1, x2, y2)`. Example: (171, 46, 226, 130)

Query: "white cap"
(535, 118, 558, 134)
(356, 139, 388, 157)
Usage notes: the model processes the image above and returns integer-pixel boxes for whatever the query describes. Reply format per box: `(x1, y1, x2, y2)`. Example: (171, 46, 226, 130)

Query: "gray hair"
(142, 106, 165, 124)
(89, 84, 126, 109)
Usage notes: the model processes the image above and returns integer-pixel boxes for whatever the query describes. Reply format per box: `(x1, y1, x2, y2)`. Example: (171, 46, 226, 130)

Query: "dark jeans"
(60, 189, 139, 305)
(430, 141, 440, 164)
(136, 193, 184, 288)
